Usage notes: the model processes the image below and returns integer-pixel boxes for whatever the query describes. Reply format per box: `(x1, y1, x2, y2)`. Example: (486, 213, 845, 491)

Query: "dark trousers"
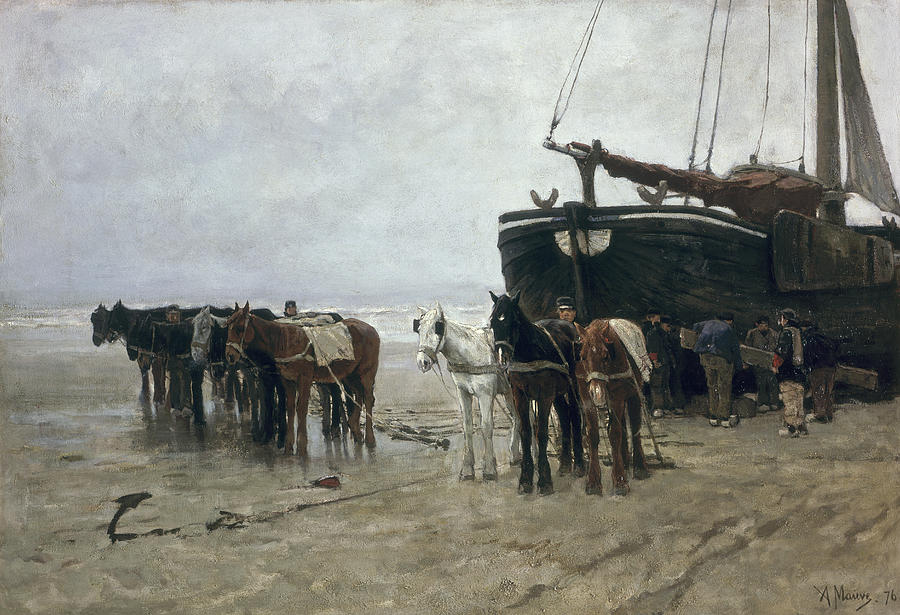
(753, 366, 779, 407)
(650, 363, 673, 411)
(168, 357, 192, 411)
(700, 353, 733, 420)
(809, 367, 836, 420)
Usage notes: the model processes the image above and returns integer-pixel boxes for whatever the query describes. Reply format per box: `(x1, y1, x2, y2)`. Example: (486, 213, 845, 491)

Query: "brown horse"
(578, 319, 651, 496)
(224, 303, 380, 455)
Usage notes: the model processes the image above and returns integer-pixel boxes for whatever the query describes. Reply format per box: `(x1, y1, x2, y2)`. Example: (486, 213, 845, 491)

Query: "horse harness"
(583, 321, 635, 384)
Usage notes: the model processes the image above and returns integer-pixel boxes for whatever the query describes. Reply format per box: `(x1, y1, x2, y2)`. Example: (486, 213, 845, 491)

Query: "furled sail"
(834, 0, 900, 215)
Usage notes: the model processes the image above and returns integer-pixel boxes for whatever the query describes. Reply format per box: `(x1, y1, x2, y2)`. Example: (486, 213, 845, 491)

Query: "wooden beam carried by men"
(679, 329, 878, 391)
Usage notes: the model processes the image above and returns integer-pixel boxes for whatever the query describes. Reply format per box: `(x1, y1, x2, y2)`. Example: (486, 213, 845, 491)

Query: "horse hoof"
(585, 483, 603, 496)
(459, 473, 475, 482)
(633, 467, 651, 481)
(538, 484, 554, 496)
(518, 483, 533, 494)
(574, 463, 587, 478)
(558, 463, 572, 476)
(483, 473, 497, 482)
(365, 440, 376, 449)
(614, 485, 629, 496)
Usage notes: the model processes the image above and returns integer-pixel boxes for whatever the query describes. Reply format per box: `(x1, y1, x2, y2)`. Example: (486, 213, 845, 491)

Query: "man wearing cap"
(692, 312, 744, 427)
(661, 315, 686, 414)
(773, 309, 807, 437)
(642, 308, 661, 339)
(284, 300, 298, 318)
(745, 315, 779, 414)
(556, 296, 577, 323)
(646, 314, 674, 417)
(800, 320, 838, 424)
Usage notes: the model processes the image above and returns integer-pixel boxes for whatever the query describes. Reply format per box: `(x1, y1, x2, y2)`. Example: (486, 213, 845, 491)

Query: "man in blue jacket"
(693, 313, 744, 428)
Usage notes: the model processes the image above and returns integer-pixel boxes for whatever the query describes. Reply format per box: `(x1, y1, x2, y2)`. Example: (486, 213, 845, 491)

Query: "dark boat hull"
(498, 203, 900, 382)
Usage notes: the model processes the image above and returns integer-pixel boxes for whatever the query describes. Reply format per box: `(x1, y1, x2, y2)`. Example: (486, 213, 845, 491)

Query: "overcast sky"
(1, 0, 898, 308)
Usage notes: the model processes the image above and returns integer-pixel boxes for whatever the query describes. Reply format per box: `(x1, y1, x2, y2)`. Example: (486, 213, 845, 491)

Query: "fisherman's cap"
(756, 315, 770, 324)
(556, 296, 576, 309)
(166, 304, 180, 313)
(284, 300, 297, 310)
(780, 308, 798, 321)
(660, 315, 672, 324)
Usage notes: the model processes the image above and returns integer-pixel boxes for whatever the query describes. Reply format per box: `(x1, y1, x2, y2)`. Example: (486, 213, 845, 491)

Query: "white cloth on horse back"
(276, 315, 336, 326)
(302, 323, 355, 366)
(608, 319, 652, 382)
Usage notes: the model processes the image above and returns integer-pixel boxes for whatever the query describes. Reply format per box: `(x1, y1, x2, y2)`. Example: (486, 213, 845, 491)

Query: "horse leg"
(500, 390, 523, 466)
(317, 385, 331, 439)
(295, 379, 312, 457)
(190, 362, 206, 425)
(554, 395, 573, 476)
(139, 364, 150, 401)
(565, 386, 586, 476)
(330, 383, 344, 438)
(274, 377, 286, 448)
(584, 401, 602, 495)
(477, 388, 498, 481)
(609, 397, 629, 496)
(536, 398, 554, 496)
(513, 388, 533, 494)
(362, 375, 376, 449)
(282, 380, 297, 455)
(629, 395, 651, 480)
(457, 391, 476, 481)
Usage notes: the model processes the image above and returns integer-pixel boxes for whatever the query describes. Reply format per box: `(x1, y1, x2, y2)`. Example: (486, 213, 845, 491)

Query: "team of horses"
(92, 292, 659, 497)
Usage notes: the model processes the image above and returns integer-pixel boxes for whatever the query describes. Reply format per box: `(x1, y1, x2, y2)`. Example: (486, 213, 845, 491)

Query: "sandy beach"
(1, 321, 898, 615)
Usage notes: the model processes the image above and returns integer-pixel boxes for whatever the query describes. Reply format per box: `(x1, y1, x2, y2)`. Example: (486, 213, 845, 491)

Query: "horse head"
(489, 290, 521, 368)
(413, 302, 446, 373)
(90, 303, 111, 346)
(580, 320, 616, 408)
(224, 302, 252, 366)
(191, 306, 213, 366)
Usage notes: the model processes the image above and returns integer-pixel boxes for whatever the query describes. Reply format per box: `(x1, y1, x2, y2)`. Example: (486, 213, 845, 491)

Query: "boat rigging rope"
(704, 0, 735, 173)
(549, 0, 605, 139)
(753, 0, 772, 159)
(799, 0, 810, 173)
(687, 0, 720, 174)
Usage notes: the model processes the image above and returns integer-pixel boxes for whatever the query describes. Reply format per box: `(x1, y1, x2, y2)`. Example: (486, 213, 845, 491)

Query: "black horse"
(489, 290, 585, 495)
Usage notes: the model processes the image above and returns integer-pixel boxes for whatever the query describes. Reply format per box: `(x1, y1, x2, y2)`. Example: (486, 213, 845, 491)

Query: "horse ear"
(234, 302, 240, 311)
(243, 301, 250, 313)
(416, 306, 427, 316)
(489, 291, 499, 304)
(115, 299, 122, 307)
(511, 290, 521, 305)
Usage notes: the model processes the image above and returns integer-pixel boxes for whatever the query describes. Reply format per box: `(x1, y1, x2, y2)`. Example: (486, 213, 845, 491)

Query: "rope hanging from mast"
(704, 0, 735, 172)
(549, 0, 606, 139)
(688, 0, 720, 173)
(799, 0, 810, 173)
(753, 0, 772, 160)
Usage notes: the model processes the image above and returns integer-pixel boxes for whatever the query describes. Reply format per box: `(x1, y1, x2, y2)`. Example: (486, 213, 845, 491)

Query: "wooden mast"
(816, 0, 847, 223)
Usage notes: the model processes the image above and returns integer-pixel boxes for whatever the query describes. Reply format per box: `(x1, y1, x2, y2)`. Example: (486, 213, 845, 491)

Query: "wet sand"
(1, 324, 898, 614)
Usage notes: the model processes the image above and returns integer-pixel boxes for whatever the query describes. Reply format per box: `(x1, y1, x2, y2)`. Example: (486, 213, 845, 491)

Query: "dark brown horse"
(224, 303, 380, 455)
(579, 319, 651, 496)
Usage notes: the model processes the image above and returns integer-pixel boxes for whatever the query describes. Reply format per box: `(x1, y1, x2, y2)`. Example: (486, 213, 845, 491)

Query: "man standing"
(646, 315, 673, 417)
(801, 320, 838, 424)
(164, 304, 191, 415)
(284, 300, 298, 318)
(662, 315, 686, 414)
(745, 315, 779, 414)
(773, 309, 807, 437)
(692, 313, 744, 428)
(642, 308, 661, 338)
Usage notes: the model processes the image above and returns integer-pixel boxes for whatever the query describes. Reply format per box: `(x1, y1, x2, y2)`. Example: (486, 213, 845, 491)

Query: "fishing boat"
(497, 0, 900, 382)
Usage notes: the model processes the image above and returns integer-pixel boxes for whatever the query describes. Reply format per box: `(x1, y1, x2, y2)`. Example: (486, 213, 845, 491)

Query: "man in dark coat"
(693, 313, 744, 427)
(646, 315, 673, 417)
(773, 309, 807, 437)
(164, 304, 192, 415)
(801, 320, 838, 423)
(745, 315, 780, 413)
(661, 315, 686, 413)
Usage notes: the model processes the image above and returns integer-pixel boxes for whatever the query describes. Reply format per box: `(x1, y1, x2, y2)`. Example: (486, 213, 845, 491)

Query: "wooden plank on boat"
(771, 210, 894, 291)
(679, 327, 877, 390)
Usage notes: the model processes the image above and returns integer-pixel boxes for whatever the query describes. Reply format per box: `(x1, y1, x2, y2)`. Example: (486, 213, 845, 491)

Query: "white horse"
(414, 302, 523, 480)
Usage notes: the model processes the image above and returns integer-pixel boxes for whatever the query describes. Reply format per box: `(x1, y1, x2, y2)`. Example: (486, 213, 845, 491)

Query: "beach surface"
(1, 321, 898, 614)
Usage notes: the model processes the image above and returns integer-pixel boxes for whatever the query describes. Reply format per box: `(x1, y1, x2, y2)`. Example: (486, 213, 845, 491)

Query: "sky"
(1, 0, 898, 308)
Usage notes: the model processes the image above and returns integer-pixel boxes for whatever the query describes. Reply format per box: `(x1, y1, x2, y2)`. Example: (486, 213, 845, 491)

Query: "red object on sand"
(311, 475, 341, 489)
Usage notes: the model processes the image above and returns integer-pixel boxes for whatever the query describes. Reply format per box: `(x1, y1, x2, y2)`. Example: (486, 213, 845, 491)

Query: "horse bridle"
(414, 315, 446, 364)
(226, 313, 253, 361)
